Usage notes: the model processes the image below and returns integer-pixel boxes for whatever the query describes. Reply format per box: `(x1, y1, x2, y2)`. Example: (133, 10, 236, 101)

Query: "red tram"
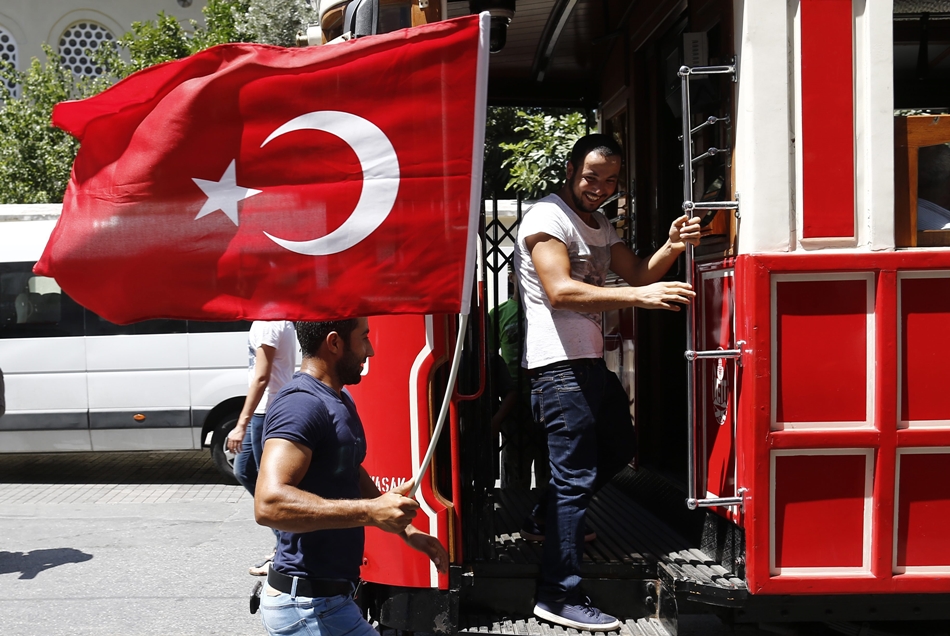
(316, 0, 950, 633)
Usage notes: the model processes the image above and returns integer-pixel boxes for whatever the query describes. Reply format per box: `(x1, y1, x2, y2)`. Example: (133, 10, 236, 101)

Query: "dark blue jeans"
(530, 359, 636, 602)
(234, 413, 266, 496)
(234, 414, 279, 544)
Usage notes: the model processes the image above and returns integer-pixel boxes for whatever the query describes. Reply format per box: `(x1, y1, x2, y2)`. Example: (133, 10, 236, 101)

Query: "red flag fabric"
(35, 15, 488, 324)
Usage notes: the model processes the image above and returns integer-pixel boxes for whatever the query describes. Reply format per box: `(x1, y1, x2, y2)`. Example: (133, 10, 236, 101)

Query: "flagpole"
(407, 12, 489, 499)
(408, 312, 468, 499)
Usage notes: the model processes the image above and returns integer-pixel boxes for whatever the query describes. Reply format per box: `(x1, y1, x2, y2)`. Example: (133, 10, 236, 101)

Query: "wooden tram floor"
(459, 482, 746, 636)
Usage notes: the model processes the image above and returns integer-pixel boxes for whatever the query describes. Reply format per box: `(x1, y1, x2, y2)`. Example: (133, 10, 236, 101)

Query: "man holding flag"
(254, 318, 448, 636)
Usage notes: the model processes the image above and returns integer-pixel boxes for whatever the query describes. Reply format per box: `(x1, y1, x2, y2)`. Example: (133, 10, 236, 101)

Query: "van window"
(187, 320, 253, 333)
(84, 311, 187, 336)
(0, 262, 84, 338)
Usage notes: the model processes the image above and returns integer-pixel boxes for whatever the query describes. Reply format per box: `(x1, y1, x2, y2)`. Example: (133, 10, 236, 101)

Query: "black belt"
(528, 358, 601, 377)
(267, 567, 357, 598)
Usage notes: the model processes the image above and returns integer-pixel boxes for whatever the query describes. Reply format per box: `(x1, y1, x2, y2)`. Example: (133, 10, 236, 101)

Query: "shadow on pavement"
(0, 548, 93, 579)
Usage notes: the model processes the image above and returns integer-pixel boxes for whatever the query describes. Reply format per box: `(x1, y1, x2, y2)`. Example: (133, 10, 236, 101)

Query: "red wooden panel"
(774, 453, 867, 568)
(895, 452, 950, 568)
(901, 277, 950, 422)
(800, 0, 855, 238)
(776, 279, 868, 423)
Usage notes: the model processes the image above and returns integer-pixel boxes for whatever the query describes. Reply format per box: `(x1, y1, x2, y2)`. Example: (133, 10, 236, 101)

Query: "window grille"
(58, 22, 113, 77)
(0, 25, 18, 96)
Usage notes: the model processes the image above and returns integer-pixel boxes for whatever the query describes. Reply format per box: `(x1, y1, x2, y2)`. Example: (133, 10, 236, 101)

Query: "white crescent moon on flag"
(260, 111, 400, 256)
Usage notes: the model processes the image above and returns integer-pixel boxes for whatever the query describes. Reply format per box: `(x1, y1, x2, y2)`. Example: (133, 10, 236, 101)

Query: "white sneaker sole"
(533, 604, 621, 632)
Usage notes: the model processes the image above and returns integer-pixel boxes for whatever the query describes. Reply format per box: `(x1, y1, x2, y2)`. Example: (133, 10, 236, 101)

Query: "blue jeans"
(530, 359, 636, 602)
(260, 588, 376, 636)
(234, 414, 279, 543)
(234, 413, 266, 496)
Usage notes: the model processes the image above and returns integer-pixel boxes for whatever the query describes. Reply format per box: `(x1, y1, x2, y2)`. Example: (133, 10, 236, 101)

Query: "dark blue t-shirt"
(262, 372, 367, 582)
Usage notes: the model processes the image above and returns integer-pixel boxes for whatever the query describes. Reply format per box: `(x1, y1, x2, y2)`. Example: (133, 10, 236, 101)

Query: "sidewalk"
(0, 450, 269, 636)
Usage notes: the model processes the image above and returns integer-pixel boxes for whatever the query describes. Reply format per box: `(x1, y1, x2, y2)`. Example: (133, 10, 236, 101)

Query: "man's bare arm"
(527, 233, 695, 313)
(226, 344, 277, 453)
(255, 438, 418, 534)
(609, 214, 702, 287)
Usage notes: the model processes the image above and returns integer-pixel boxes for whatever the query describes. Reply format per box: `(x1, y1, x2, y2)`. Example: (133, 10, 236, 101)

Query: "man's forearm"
(634, 239, 684, 286)
(255, 485, 374, 533)
(543, 278, 660, 313)
(237, 377, 269, 425)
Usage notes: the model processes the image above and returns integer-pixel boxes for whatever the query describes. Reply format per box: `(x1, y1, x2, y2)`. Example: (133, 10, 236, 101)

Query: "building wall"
(0, 1, 206, 75)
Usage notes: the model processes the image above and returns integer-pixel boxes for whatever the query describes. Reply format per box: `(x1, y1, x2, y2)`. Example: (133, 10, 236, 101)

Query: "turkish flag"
(35, 14, 488, 324)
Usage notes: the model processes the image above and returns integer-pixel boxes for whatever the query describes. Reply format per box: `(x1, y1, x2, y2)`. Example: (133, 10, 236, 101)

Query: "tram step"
(459, 615, 673, 636)
(658, 549, 748, 608)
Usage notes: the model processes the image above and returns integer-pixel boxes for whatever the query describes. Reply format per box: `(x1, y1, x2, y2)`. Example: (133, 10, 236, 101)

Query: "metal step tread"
(659, 549, 747, 607)
(459, 616, 672, 636)
(487, 482, 697, 579)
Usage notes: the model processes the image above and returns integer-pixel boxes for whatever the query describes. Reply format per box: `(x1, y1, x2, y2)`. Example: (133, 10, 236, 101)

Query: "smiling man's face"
(565, 151, 621, 215)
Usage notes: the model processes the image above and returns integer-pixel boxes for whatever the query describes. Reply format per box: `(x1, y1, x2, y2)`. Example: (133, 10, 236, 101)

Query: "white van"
(0, 205, 251, 480)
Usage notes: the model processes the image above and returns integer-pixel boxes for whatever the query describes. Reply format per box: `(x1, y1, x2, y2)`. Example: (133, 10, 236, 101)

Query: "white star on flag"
(193, 160, 262, 225)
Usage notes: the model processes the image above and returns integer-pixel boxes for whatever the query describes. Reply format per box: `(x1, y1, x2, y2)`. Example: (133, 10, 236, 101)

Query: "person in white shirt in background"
(227, 320, 298, 575)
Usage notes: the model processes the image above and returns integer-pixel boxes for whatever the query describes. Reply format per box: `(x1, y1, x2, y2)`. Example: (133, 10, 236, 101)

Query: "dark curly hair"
(295, 319, 359, 358)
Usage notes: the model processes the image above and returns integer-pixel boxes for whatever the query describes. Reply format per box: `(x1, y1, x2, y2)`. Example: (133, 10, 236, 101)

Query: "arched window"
(0, 25, 18, 96)
(58, 22, 114, 77)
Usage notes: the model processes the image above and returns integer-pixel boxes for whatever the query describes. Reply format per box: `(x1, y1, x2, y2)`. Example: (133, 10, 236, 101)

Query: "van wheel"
(209, 411, 240, 485)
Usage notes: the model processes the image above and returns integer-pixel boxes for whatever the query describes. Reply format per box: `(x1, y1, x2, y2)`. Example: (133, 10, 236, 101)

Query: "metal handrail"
(677, 61, 743, 511)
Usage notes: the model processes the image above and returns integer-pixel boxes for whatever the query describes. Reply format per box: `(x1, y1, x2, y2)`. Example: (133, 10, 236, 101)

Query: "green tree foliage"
(0, 47, 98, 203)
(497, 109, 587, 200)
(0, 0, 314, 203)
(96, 0, 252, 80)
(235, 0, 316, 47)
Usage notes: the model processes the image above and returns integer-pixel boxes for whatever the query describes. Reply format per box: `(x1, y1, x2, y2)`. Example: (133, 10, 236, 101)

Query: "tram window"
(321, 5, 346, 42)
(894, 5, 950, 109)
(893, 2, 950, 246)
(379, 0, 412, 33)
(0, 263, 84, 338)
(895, 115, 950, 246)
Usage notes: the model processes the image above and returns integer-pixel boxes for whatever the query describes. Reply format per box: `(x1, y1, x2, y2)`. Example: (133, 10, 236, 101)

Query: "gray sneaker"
(533, 597, 621, 632)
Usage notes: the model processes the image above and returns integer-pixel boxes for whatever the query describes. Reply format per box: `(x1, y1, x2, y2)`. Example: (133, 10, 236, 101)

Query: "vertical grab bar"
(678, 66, 700, 512)
(677, 63, 745, 511)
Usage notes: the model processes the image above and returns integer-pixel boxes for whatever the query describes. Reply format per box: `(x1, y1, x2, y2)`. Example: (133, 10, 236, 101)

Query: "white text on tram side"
(372, 475, 409, 492)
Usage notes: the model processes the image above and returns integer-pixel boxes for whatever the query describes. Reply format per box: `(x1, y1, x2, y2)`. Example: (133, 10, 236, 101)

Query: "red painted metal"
(350, 314, 451, 590)
(900, 277, 950, 422)
(800, 0, 855, 239)
(736, 252, 950, 595)
(775, 279, 868, 424)
(773, 453, 867, 569)
(895, 452, 950, 569)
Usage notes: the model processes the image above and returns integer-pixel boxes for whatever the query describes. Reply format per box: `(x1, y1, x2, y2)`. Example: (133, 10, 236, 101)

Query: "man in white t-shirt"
(227, 320, 298, 574)
(513, 134, 701, 631)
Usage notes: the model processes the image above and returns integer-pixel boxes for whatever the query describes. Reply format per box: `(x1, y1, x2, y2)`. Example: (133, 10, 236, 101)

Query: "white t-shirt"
(248, 321, 298, 414)
(514, 194, 621, 369)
